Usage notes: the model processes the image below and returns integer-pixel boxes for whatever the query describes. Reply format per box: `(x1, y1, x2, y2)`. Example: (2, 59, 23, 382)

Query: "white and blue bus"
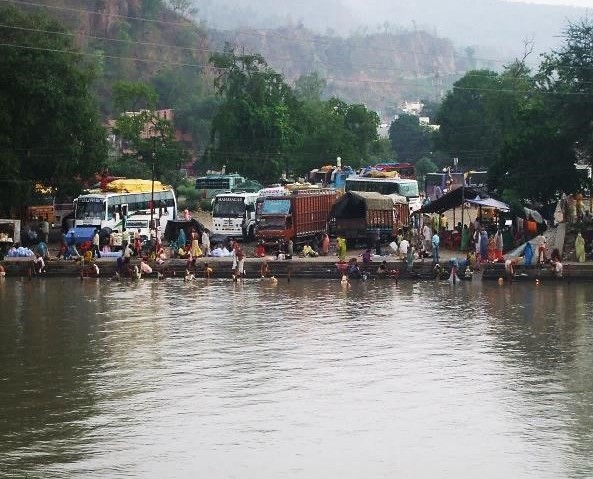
(195, 173, 247, 200)
(69, 179, 177, 244)
(345, 176, 422, 212)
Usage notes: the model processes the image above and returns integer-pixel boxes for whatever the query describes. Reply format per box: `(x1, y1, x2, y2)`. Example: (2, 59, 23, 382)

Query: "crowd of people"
(4, 194, 590, 282)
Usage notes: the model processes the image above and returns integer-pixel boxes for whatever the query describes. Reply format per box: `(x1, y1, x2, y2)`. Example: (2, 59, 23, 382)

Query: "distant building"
(401, 100, 424, 116)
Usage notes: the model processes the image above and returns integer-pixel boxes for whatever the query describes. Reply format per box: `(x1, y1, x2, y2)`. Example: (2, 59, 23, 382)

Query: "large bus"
(345, 176, 422, 212)
(211, 192, 260, 241)
(194, 173, 247, 200)
(69, 179, 177, 244)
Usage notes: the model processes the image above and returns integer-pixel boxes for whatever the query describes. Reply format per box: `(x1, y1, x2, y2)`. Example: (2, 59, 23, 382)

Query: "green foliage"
(112, 106, 188, 188)
(206, 46, 299, 183)
(0, 4, 107, 215)
(113, 81, 158, 112)
(388, 114, 433, 161)
(199, 199, 213, 211)
(434, 61, 583, 204)
(294, 72, 327, 102)
(539, 19, 593, 164)
(435, 70, 502, 168)
(368, 138, 396, 164)
(415, 156, 439, 188)
(205, 45, 382, 183)
(177, 179, 200, 210)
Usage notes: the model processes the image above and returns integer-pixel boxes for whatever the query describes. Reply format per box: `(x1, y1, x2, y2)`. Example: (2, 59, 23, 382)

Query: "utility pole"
(150, 137, 156, 230)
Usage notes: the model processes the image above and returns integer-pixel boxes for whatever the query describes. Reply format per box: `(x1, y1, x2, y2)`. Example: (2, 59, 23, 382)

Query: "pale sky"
(507, 0, 593, 6)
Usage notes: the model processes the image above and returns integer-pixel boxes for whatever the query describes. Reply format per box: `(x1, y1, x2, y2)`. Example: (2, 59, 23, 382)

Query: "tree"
(112, 81, 158, 113)
(415, 156, 439, 190)
(487, 63, 580, 204)
(435, 70, 502, 169)
(0, 5, 107, 215)
(368, 138, 395, 164)
(111, 109, 188, 188)
(294, 72, 327, 103)
(538, 19, 593, 166)
(388, 114, 433, 162)
(206, 46, 300, 183)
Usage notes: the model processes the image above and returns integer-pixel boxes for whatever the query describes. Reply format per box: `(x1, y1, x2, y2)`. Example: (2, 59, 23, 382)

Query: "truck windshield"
(261, 199, 291, 215)
(75, 199, 105, 220)
(212, 197, 245, 217)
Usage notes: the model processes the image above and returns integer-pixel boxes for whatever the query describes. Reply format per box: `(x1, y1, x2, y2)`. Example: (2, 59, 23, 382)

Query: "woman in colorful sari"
(190, 230, 203, 257)
(575, 232, 586, 263)
(460, 224, 470, 252)
(487, 235, 496, 262)
(479, 230, 489, 263)
(336, 236, 347, 262)
(494, 230, 504, 261)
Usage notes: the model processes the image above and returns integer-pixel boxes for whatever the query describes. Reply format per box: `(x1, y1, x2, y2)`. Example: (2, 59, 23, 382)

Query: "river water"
(0, 277, 592, 478)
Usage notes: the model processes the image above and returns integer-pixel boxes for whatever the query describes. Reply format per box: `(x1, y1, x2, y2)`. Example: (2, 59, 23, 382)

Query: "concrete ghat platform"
(482, 262, 593, 282)
(1, 256, 442, 280)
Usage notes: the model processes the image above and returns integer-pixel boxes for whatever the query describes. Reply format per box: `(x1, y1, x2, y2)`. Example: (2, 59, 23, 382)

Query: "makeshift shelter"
(164, 218, 206, 247)
(419, 187, 509, 215)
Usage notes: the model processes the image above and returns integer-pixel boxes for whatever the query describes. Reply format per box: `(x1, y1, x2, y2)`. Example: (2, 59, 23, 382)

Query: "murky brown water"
(1, 277, 592, 478)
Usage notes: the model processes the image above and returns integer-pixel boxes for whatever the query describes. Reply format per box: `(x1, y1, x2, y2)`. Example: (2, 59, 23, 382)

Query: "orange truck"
(255, 188, 337, 247)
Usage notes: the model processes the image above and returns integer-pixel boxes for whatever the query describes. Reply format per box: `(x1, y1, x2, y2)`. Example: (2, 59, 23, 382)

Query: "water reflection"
(0, 278, 592, 478)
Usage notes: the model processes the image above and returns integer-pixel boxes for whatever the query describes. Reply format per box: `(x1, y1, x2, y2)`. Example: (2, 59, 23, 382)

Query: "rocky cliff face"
(22, 0, 471, 114)
(209, 25, 470, 112)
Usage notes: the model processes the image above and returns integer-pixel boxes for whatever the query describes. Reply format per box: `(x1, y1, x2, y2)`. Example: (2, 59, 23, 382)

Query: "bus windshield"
(346, 178, 419, 198)
(212, 197, 246, 217)
(75, 199, 105, 220)
(397, 181, 419, 197)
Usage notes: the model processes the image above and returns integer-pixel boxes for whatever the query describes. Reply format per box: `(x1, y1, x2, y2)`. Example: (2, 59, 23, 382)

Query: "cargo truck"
(255, 188, 337, 247)
(328, 191, 410, 245)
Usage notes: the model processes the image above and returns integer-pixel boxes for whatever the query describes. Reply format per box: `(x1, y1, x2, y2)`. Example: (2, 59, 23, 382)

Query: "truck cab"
(211, 192, 259, 241)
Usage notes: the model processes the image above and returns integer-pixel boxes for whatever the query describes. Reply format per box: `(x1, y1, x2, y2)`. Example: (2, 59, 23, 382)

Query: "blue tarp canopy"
(66, 226, 96, 244)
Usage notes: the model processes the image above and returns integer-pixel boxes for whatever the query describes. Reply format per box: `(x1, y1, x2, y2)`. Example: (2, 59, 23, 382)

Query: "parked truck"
(328, 191, 410, 245)
(255, 188, 337, 247)
(211, 192, 259, 241)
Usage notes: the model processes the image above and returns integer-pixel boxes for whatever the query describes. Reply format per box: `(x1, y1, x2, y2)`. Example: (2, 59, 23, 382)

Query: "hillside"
(11, 0, 580, 116)
(15, 0, 214, 116)
(195, 0, 587, 59)
(209, 25, 476, 114)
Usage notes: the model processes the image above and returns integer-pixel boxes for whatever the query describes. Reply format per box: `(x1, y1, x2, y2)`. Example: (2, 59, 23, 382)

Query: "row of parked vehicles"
(54, 165, 421, 251)
(209, 175, 418, 248)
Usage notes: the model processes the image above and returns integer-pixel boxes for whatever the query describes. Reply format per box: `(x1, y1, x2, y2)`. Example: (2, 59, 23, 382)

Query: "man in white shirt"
(399, 238, 409, 258)
(422, 223, 432, 254)
(92, 230, 101, 258)
(201, 229, 211, 257)
(432, 232, 440, 265)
